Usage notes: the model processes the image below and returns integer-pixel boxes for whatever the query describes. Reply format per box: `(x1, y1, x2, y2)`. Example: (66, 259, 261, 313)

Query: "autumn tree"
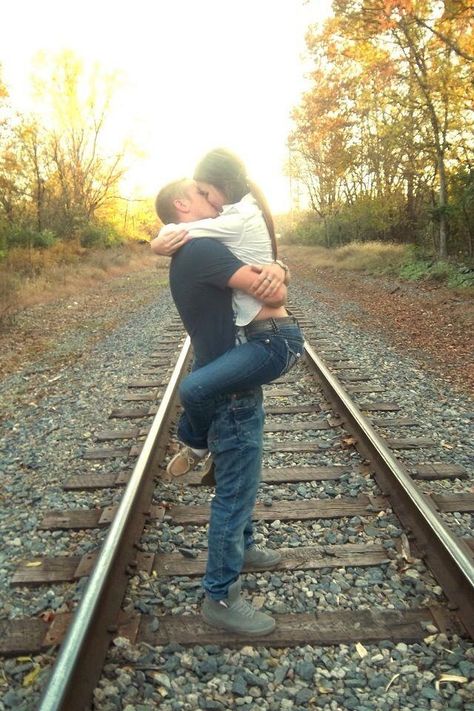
(31, 50, 125, 238)
(292, 1, 474, 256)
(0, 69, 20, 233)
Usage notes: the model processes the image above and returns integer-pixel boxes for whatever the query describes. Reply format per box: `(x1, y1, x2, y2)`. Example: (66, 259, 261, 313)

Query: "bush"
(281, 212, 328, 246)
(79, 223, 123, 248)
(3, 241, 85, 277)
(284, 193, 413, 249)
(397, 248, 474, 287)
(0, 269, 21, 328)
(33, 229, 57, 248)
(5, 226, 58, 250)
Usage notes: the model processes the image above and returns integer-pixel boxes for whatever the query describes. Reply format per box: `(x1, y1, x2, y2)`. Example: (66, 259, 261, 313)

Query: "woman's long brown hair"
(194, 148, 278, 260)
(247, 178, 278, 260)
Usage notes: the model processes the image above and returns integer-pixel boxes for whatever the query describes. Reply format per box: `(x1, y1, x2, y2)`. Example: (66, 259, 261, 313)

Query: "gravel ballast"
(0, 268, 472, 710)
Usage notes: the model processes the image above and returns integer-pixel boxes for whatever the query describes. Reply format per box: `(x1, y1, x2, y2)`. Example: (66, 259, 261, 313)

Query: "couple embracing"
(152, 148, 304, 635)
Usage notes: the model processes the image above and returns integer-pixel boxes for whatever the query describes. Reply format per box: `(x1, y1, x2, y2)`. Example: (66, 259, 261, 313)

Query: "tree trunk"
(438, 151, 448, 259)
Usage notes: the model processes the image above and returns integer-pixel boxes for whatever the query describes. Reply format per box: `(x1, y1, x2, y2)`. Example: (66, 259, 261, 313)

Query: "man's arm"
(228, 265, 287, 307)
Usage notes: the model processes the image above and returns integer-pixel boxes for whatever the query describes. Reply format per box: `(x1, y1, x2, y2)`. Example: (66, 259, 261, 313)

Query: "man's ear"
(174, 197, 190, 217)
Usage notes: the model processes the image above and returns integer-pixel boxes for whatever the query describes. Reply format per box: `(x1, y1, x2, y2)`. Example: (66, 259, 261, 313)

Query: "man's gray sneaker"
(244, 544, 281, 568)
(201, 578, 276, 636)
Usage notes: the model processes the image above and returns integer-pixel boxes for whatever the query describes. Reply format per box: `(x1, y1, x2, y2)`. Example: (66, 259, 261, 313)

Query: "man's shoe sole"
(201, 609, 276, 636)
(243, 550, 282, 569)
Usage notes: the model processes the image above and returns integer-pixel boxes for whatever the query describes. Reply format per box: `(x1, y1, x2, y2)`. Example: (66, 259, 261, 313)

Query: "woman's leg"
(179, 337, 283, 446)
(179, 323, 304, 446)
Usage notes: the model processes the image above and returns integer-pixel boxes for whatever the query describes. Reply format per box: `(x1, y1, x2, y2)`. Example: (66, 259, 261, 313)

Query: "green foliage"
(282, 212, 327, 245)
(78, 222, 123, 248)
(5, 227, 58, 250)
(398, 248, 474, 287)
(285, 193, 415, 249)
(449, 168, 474, 256)
(398, 258, 435, 281)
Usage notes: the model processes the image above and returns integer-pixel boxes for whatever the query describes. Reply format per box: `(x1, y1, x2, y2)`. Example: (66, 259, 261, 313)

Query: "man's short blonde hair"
(155, 178, 194, 224)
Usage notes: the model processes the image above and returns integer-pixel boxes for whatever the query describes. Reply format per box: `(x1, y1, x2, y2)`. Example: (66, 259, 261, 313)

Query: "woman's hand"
(249, 263, 284, 298)
(150, 229, 189, 256)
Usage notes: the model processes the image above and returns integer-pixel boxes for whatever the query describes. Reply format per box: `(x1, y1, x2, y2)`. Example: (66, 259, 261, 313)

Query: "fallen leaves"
(355, 642, 368, 658)
(22, 664, 42, 687)
(341, 435, 357, 448)
(435, 673, 468, 690)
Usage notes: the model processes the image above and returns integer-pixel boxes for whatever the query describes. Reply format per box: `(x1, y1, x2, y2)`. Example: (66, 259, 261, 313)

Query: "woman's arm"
(150, 228, 190, 256)
(150, 211, 245, 256)
(172, 212, 244, 242)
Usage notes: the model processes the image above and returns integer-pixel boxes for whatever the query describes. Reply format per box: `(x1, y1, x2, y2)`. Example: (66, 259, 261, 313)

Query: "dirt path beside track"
(283, 246, 473, 397)
(1, 248, 472, 403)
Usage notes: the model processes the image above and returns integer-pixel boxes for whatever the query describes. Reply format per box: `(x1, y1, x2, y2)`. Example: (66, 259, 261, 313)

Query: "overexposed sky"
(1, 0, 332, 212)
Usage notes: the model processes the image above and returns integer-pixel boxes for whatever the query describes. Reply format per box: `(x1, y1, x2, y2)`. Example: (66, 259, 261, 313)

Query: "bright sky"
(1, 0, 332, 212)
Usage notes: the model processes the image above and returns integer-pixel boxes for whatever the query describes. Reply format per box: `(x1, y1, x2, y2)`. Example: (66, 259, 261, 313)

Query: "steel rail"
(304, 341, 474, 638)
(38, 336, 192, 711)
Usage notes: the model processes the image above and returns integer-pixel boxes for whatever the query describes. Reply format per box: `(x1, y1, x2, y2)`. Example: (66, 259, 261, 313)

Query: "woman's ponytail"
(247, 178, 278, 260)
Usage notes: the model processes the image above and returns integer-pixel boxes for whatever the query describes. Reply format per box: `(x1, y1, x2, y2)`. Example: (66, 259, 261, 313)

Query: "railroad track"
(1, 307, 473, 710)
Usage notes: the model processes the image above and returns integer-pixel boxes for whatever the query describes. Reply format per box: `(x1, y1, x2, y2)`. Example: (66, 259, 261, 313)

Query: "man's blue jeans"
(177, 321, 303, 449)
(202, 387, 264, 599)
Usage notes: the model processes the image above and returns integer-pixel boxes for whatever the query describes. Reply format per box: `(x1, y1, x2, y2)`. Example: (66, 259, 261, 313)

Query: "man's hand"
(249, 263, 285, 299)
(150, 229, 189, 256)
(228, 264, 287, 307)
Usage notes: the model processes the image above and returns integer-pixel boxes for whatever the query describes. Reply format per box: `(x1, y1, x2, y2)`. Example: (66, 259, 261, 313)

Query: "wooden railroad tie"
(37, 493, 474, 531)
(0, 606, 463, 657)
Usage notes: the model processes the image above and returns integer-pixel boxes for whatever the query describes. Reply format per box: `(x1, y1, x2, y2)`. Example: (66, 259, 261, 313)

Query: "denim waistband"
(244, 315, 299, 337)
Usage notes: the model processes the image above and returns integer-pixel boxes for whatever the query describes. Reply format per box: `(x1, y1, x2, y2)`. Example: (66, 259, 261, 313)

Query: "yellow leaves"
(25, 561, 43, 568)
(12, 658, 43, 688)
(435, 674, 468, 690)
(317, 685, 332, 694)
(342, 434, 357, 448)
(399, 532, 416, 563)
(355, 642, 368, 658)
(22, 664, 42, 687)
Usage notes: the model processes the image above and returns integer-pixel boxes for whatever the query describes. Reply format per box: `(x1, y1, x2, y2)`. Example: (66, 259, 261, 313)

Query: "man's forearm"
(228, 264, 288, 306)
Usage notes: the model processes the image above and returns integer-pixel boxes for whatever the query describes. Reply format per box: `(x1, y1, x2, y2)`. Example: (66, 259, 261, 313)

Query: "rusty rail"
(304, 341, 474, 638)
(38, 337, 192, 711)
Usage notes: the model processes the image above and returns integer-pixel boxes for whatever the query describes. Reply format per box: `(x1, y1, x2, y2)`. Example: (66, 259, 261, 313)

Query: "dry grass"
(281, 241, 407, 273)
(0, 242, 165, 324)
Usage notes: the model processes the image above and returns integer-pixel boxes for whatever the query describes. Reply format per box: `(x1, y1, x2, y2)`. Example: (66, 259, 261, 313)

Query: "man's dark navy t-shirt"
(169, 239, 244, 367)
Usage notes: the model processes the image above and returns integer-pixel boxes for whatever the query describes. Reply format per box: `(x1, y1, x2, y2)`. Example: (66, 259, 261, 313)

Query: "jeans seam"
(204, 392, 263, 599)
(215, 412, 244, 591)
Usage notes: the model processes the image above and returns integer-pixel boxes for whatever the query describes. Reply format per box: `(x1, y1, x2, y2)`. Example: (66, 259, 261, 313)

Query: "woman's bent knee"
(179, 374, 202, 407)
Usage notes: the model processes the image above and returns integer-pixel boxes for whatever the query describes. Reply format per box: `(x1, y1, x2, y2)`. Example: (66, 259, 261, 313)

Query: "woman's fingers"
(168, 230, 189, 251)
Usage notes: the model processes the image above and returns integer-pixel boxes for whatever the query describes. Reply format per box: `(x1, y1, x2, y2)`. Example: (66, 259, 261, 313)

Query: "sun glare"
(1, 0, 332, 212)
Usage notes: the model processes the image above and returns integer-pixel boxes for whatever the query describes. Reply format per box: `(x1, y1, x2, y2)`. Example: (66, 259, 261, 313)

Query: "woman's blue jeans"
(177, 320, 304, 449)
(203, 387, 264, 599)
